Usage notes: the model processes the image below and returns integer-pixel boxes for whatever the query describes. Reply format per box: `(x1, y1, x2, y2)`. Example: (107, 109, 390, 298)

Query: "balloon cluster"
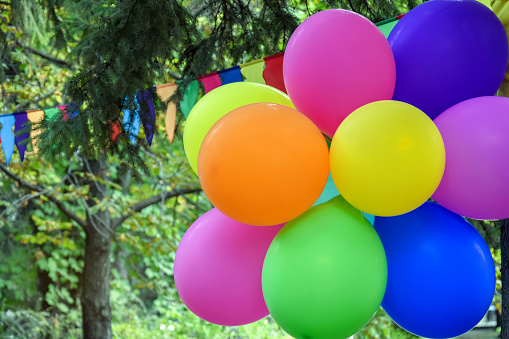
(175, 2, 509, 338)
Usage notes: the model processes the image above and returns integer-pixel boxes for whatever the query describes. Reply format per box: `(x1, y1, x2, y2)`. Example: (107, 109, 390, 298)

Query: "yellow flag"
(240, 60, 266, 84)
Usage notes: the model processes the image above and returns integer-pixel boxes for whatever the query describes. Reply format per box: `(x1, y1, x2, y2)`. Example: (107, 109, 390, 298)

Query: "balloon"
(389, 0, 508, 120)
(283, 9, 396, 137)
(174, 208, 283, 326)
(183, 82, 294, 174)
(312, 173, 374, 224)
(312, 173, 339, 207)
(198, 103, 329, 226)
(262, 196, 387, 339)
(330, 100, 445, 216)
(375, 202, 495, 338)
(432, 96, 509, 220)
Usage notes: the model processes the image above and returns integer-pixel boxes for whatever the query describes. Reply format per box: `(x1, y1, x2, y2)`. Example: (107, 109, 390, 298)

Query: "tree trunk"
(82, 228, 112, 339)
(81, 157, 113, 339)
(501, 219, 509, 339)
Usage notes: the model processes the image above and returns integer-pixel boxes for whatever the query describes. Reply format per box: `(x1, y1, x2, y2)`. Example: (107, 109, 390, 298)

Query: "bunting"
(1, 115, 15, 165)
(240, 60, 266, 84)
(156, 83, 178, 143)
(199, 72, 222, 94)
(137, 89, 156, 146)
(44, 107, 60, 121)
(109, 121, 121, 142)
(26, 110, 45, 154)
(219, 66, 244, 84)
(0, 15, 404, 165)
(263, 53, 287, 93)
(123, 97, 142, 145)
(14, 112, 29, 162)
(180, 80, 200, 119)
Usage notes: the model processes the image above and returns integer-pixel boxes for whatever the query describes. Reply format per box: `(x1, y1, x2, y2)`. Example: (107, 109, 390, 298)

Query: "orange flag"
(156, 83, 178, 143)
(26, 110, 45, 154)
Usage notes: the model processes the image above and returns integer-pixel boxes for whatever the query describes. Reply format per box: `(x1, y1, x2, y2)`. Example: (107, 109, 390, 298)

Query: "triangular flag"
(199, 72, 222, 94)
(377, 18, 399, 38)
(241, 60, 266, 84)
(137, 88, 156, 146)
(65, 102, 81, 120)
(219, 66, 243, 85)
(43, 107, 61, 121)
(26, 110, 45, 154)
(123, 97, 141, 145)
(109, 120, 121, 142)
(14, 112, 29, 162)
(0, 115, 15, 164)
(156, 84, 178, 144)
(57, 105, 68, 120)
(180, 80, 200, 119)
(263, 53, 287, 93)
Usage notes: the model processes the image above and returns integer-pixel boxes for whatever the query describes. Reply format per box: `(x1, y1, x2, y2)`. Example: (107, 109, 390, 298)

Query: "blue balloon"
(374, 202, 495, 338)
(388, 0, 508, 120)
(313, 173, 375, 224)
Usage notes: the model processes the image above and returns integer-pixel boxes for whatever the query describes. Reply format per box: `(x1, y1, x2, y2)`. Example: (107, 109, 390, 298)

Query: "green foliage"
(0, 309, 82, 339)
(0, 245, 36, 305)
(355, 309, 418, 339)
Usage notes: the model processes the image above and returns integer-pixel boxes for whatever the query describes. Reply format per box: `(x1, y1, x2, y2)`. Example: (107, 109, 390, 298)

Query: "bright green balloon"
(183, 82, 295, 175)
(262, 196, 387, 339)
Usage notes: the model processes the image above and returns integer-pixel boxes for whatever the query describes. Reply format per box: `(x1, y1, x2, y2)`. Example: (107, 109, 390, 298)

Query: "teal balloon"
(363, 213, 375, 225)
(262, 196, 387, 339)
(313, 174, 375, 225)
(312, 173, 339, 206)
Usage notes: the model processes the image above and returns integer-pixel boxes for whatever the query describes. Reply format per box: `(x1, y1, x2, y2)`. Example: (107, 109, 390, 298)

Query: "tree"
(0, 1, 443, 339)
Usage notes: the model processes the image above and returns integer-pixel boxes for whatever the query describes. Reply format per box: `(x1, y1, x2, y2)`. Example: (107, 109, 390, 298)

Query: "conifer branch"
(0, 162, 87, 229)
(14, 39, 74, 69)
(111, 186, 202, 229)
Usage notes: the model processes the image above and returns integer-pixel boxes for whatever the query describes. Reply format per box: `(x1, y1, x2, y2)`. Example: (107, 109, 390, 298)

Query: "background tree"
(15, 1, 509, 339)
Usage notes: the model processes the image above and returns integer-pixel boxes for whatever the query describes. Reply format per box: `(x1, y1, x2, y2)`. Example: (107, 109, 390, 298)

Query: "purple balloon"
(432, 96, 509, 220)
(389, 0, 508, 120)
(174, 208, 283, 326)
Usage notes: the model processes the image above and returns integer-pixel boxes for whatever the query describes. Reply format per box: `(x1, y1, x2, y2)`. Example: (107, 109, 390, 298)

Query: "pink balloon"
(174, 208, 283, 325)
(432, 96, 509, 220)
(283, 9, 396, 137)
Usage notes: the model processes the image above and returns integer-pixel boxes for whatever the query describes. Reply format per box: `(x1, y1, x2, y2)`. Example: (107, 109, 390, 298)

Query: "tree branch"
(111, 186, 202, 229)
(13, 89, 56, 111)
(0, 162, 87, 229)
(14, 39, 74, 70)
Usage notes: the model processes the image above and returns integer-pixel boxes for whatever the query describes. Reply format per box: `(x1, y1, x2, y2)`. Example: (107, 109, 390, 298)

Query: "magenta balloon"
(283, 9, 396, 137)
(432, 96, 509, 220)
(174, 208, 283, 325)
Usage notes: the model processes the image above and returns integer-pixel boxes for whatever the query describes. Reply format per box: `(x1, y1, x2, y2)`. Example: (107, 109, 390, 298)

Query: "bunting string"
(0, 16, 402, 165)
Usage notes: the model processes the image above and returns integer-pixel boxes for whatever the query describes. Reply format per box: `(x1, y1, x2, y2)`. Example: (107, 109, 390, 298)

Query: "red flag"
(263, 53, 287, 93)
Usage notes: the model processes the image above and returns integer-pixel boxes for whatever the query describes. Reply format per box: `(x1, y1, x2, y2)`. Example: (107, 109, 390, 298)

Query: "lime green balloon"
(262, 196, 387, 339)
(183, 82, 295, 175)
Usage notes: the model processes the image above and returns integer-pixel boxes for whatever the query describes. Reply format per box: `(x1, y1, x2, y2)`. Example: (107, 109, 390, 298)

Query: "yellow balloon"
(183, 82, 295, 174)
(330, 100, 445, 216)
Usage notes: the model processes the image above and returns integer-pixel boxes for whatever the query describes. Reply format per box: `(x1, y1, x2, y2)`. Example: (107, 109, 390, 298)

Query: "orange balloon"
(198, 103, 329, 226)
